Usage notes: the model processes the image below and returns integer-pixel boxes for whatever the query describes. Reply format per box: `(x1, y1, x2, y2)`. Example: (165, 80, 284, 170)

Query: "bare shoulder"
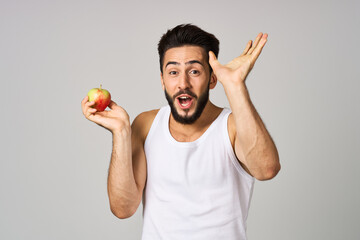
(131, 109, 160, 141)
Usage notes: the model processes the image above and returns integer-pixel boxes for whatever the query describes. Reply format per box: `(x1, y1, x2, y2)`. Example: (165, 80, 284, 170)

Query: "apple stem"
(100, 84, 102, 90)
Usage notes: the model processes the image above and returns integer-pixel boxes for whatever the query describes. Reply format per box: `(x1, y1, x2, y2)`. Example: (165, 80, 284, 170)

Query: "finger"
(241, 40, 252, 55)
(108, 100, 118, 110)
(208, 51, 221, 73)
(85, 100, 95, 108)
(86, 107, 97, 118)
(248, 33, 263, 55)
(81, 95, 95, 112)
(82, 100, 94, 115)
(82, 101, 93, 115)
(251, 33, 268, 62)
(247, 32, 262, 54)
(81, 96, 89, 111)
(81, 96, 89, 105)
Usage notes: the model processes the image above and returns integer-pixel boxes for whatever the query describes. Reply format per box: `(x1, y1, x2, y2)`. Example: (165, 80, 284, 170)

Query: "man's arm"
(109, 110, 158, 218)
(81, 97, 150, 218)
(107, 112, 150, 218)
(209, 33, 280, 180)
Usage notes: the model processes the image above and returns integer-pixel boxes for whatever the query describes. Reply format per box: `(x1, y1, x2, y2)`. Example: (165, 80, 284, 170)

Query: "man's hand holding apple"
(81, 96, 130, 134)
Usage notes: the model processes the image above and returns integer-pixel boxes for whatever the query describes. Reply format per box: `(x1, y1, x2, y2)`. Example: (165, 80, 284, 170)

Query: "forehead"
(163, 45, 207, 65)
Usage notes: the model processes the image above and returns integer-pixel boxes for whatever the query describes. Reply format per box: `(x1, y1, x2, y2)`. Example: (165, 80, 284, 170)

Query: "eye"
(190, 69, 200, 75)
(169, 71, 178, 75)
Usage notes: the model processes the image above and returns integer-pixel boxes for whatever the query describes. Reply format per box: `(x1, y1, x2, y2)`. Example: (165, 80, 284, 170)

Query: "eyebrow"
(165, 60, 204, 69)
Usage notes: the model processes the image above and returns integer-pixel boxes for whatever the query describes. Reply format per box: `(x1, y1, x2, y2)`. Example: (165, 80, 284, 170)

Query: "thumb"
(208, 51, 221, 73)
(108, 100, 118, 109)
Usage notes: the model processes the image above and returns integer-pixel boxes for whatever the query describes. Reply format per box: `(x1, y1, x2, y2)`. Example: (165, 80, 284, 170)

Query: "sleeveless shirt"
(142, 105, 255, 240)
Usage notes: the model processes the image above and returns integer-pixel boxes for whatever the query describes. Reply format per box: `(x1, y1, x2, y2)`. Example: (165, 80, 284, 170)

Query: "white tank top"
(142, 105, 255, 240)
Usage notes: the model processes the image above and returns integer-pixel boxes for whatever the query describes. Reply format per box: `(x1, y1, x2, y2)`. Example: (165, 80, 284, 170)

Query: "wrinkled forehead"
(163, 45, 207, 66)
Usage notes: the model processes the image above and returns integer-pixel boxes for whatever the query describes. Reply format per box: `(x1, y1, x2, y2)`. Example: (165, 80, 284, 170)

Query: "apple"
(87, 84, 111, 111)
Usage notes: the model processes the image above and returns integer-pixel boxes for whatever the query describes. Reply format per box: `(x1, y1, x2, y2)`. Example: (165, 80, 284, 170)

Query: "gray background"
(1, 0, 359, 239)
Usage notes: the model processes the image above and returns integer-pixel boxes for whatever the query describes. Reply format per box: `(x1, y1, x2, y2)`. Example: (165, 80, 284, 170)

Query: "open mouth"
(176, 95, 194, 109)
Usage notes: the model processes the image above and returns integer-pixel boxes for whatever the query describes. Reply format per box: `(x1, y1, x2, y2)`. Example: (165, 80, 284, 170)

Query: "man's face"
(161, 45, 216, 124)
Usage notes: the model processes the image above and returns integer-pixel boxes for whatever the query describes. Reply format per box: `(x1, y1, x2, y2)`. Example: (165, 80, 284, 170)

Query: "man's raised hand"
(209, 33, 268, 87)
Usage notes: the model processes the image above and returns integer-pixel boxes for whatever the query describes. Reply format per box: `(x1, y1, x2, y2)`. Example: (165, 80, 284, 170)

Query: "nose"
(178, 72, 191, 90)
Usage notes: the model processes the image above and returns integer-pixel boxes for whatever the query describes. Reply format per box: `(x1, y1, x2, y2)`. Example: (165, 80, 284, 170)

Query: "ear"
(209, 72, 217, 90)
(160, 72, 165, 91)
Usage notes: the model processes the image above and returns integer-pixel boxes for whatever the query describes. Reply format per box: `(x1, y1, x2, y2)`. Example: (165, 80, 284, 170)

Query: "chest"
(145, 134, 235, 192)
(168, 126, 209, 142)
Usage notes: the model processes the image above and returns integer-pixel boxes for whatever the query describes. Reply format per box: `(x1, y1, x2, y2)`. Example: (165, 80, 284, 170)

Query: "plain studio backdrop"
(1, 0, 359, 239)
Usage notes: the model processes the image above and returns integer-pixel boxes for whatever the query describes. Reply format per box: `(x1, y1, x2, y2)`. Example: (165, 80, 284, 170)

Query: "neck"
(169, 101, 222, 141)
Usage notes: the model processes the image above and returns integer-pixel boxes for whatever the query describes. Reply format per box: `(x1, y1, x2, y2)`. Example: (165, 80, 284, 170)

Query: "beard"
(164, 84, 210, 125)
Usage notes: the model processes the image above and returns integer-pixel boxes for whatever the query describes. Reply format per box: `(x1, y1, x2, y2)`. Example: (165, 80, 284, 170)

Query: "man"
(81, 24, 280, 239)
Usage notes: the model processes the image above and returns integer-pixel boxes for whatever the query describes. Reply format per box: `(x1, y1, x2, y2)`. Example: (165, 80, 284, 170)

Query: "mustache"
(173, 90, 197, 99)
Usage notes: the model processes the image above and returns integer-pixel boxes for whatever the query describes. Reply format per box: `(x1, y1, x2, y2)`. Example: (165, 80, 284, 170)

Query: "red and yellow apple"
(87, 84, 111, 111)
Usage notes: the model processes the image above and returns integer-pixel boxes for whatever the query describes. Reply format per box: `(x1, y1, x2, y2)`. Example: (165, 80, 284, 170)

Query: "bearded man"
(81, 24, 280, 240)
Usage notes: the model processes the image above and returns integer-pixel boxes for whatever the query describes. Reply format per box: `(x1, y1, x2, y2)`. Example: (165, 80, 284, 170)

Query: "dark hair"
(157, 24, 219, 73)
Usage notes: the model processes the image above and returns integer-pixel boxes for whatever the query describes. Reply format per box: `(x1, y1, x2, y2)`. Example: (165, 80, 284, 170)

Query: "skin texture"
(81, 32, 280, 219)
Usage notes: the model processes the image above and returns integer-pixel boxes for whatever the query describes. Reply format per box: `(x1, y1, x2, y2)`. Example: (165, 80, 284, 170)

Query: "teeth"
(179, 96, 189, 99)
